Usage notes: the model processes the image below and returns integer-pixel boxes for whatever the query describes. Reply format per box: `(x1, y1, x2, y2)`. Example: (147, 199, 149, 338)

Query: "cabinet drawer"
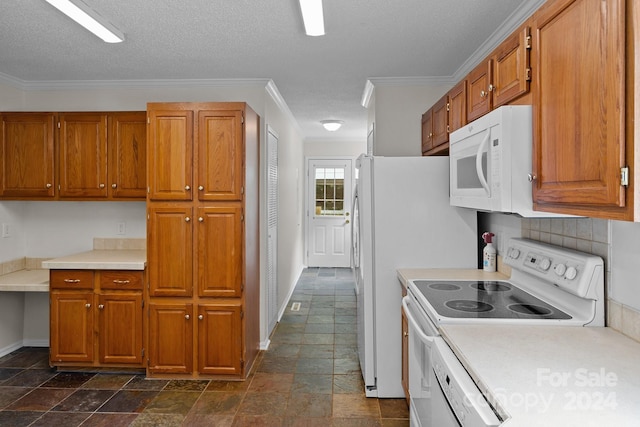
(50, 270, 94, 290)
(100, 271, 144, 290)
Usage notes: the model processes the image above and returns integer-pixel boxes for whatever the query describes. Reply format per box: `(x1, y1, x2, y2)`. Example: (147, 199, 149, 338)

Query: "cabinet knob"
(198, 185, 204, 191)
(488, 84, 496, 92)
(99, 183, 105, 189)
(46, 183, 52, 189)
(404, 331, 409, 338)
(98, 304, 104, 310)
(185, 217, 191, 222)
(480, 90, 487, 98)
(112, 183, 117, 189)
(527, 173, 537, 182)
(185, 314, 190, 320)
(198, 314, 204, 320)
(198, 217, 204, 222)
(85, 303, 91, 308)
(185, 185, 191, 191)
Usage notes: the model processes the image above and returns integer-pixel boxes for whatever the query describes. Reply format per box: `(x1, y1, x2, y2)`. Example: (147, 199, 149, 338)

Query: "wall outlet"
(117, 222, 126, 235)
(2, 223, 12, 238)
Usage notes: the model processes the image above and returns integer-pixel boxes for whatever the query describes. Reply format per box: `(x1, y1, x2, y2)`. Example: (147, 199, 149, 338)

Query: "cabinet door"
(448, 80, 467, 134)
(1, 113, 55, 198)
(492, 26, 531, 108)
(148, 303, 193, 374)
(532, 0, 625, 211)
(108, 112, 147, 199)
(401, 305, 409, 404)
(197, 109, 244, 201)
(197, 302, 242, 376)
(421, 110, 433, 154)
(148, 204, 193, 297)
(467, 60, 492, 122)
(431, 96, 449, 149)
(197, 206, 243, 298)
(50, 291, 94, 363)
(147, 109, 193, 201)
(98, 292, 143, 365)
(58, 113, 108, 198)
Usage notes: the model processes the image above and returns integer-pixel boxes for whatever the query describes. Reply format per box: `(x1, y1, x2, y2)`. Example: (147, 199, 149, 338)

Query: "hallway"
(0, 268, 409, 426)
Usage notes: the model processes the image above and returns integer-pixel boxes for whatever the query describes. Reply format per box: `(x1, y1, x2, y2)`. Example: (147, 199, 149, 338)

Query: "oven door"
(402, 295, 439, 427)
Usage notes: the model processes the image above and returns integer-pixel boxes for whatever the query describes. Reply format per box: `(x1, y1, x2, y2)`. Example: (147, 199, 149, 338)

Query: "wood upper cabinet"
(467, 59, 493, 122)
(422, 81, 467, 156)
(197, 302, 243, 375)
(147, 109, 194, 201)
(467, 25, 531, 122)
(58, 113, 108, 198)
(197, 110, 244, 201)
(50, 290, 94, 363)
(421, 110, 433, 154)
(108, 112, 147, 198)
(197, 206, 243, 298)
(531, 0, 627, 218)
(148, 302, 193, 375)
(147, 204, 194, 297)
(0, 113, 55, 198)
(491, 26, 532, 108)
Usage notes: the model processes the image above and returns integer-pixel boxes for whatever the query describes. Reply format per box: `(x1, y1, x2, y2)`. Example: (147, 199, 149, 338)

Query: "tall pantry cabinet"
(145, 102, 260, 379)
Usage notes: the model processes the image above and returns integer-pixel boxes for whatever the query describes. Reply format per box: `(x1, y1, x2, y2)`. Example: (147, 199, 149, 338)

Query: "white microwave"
(450, 105, 548, 217)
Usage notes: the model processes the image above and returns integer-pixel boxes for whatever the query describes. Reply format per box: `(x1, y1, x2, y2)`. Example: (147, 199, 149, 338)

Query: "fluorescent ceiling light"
(299, 0, 325, 36)
(45, 0, 125, 43)
(321, 120, 343, 131)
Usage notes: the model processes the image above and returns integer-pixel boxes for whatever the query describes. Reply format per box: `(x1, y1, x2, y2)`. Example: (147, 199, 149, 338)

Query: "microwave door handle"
(476, 130, 491, 194)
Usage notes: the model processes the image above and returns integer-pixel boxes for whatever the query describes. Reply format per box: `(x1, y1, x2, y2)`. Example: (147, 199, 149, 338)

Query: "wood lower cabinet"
(146, 102, 260, 379)
(401, 304, 409, 405)
(49, 269, 144, 368)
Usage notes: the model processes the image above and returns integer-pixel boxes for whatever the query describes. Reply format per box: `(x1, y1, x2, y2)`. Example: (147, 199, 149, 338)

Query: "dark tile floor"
(0, 268, 409, 426)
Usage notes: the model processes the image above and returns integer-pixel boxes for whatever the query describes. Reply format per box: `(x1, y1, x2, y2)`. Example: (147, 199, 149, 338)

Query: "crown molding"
(452, 0, 545, 82)
(265, 79, 303, 137)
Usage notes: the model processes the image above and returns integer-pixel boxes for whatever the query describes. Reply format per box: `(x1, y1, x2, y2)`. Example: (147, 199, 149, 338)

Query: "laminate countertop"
(441, 324, 640, 426)
(42, 250, 146, 271)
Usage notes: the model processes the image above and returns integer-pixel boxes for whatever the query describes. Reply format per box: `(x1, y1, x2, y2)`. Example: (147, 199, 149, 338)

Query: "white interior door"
(307, 158, 353, 267)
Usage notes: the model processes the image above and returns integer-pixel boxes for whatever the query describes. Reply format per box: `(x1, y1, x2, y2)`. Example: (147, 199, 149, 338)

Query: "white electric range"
(402, 238, 605, 427)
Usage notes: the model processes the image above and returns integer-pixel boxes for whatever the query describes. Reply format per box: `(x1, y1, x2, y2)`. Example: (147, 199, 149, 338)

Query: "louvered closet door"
(266, 128, 278, 336)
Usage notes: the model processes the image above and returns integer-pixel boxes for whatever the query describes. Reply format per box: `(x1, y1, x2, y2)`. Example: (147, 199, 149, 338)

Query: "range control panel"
(504, 238, 603, 299)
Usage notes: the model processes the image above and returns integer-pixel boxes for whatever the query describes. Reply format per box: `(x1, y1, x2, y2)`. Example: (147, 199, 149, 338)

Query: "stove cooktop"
(411, 280, 572, 320)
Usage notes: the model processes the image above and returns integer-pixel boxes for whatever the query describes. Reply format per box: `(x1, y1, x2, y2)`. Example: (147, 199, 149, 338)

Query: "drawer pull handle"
(112, 279, 130, 285)
(64, 279, 81, 283)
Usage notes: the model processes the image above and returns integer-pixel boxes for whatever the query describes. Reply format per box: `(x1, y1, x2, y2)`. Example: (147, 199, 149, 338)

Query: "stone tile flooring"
(0, 268, 409, 426)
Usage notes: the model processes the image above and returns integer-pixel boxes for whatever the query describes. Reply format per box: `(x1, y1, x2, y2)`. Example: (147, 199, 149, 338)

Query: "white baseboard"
(259, 338, 271, 351)
(277, 264, 304, 322)
(0, 341, 24, 358)
(23, 339, 49, 347)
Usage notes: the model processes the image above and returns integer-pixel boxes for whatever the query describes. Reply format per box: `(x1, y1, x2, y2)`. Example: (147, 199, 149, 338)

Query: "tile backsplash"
(521, 217, 640, 342)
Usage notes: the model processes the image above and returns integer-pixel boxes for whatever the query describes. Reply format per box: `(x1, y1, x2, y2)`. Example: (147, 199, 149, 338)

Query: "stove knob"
(565, 266, 578, 280)
(540, 258, 551, 271)
(510, 248, 521, 259)
(554, 263, 567, 277)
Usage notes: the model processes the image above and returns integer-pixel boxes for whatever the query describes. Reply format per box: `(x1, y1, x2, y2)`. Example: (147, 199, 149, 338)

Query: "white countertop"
(0, 269, 49, 292)
(441, 325, 640, 426)
(42, 249, 147, 271)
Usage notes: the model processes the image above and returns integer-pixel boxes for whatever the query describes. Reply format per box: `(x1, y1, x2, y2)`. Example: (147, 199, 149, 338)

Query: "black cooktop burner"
(471, 282, 511, 292)
(410, 280, 572, 320)
(445, 300, 493, 313)
(428, 283, 462, 291)
(508, 304, 553, 316)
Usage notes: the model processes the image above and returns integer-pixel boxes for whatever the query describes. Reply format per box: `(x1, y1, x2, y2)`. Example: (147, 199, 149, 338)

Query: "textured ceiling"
(0, 0, 541, 141)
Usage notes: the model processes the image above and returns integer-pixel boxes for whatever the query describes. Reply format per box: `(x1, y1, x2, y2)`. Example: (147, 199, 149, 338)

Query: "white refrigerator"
(353, 155, 478, 398)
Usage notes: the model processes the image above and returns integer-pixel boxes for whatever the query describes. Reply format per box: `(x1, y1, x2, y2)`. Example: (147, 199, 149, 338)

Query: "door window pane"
(314, 167, 345, 216)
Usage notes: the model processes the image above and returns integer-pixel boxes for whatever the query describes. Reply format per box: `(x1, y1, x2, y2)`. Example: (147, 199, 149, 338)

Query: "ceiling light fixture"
(321, 120, 343, 131)
(299, 0, 325, 36)
(45, 0, 125, 43)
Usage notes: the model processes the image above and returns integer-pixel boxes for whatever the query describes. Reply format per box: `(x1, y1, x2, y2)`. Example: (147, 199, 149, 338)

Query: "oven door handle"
(476, 129, 491, 194)
(402, 296, 436, 344)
